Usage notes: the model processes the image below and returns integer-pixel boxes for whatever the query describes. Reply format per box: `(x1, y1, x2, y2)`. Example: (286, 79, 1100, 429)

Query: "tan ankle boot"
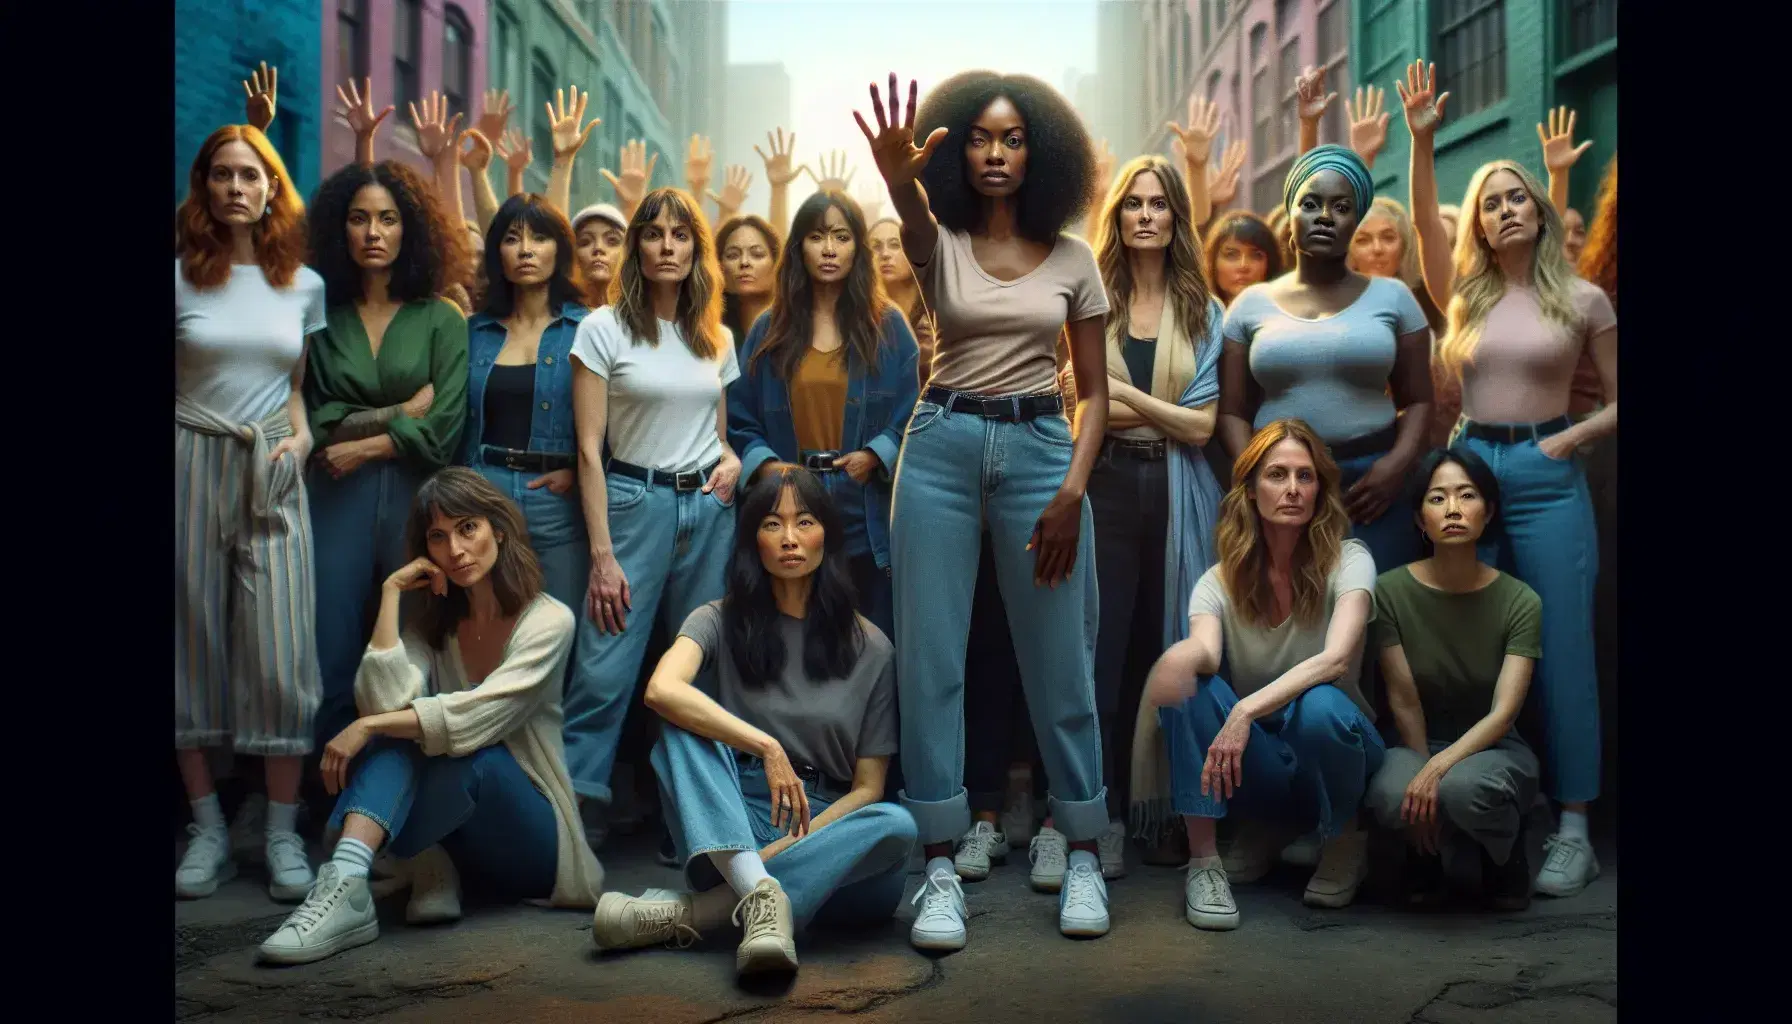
(732, 879, 797, 975)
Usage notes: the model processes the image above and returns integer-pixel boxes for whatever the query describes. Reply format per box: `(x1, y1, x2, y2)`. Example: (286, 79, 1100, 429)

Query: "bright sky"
(724, 0, 1099, 215)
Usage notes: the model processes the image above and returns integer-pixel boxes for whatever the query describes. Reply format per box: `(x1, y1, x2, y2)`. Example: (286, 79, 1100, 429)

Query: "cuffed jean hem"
(900, 787, 971, 847)
(333, 805, 399, 837)
(175, 731, 314, 757)
(1048, 789, 1113, 843)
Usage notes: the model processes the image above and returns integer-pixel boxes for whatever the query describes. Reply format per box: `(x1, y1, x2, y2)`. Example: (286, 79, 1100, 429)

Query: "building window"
(651, 15, 668, 112)
(1274, 0, 1296, 38)
(1561, 0, 1617, 55)
(394, 0, 421, 116)
(1249, 25, 1270, 165)
(1277, 38, 1300, 155)
(443, 6, 473, 122)
(1208, 69, 1224, 103)
(1180, 5, 1193, 93)
(1317, 1, 1349, 144)
(338, 0, 368, 82)
(532, 52, 556, 172)
(1200, 0, 1210, 54)
(604, 80, 623, 161)
(495, 10, 518, 97)
(1434, 0, 1507, 117)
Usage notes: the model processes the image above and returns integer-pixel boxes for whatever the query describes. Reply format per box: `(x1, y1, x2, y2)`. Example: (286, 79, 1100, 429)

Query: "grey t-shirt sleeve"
(1188, 566, 1229, 620)
(1333, 539, 1378, 597)
(1221, 288, 1260, 346)
(855, 645, 899, 760)
(676, 601, 724, 674)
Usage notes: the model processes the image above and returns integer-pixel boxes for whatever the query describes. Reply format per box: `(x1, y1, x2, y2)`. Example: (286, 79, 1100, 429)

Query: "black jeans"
(963, 531, 1038, 814)
(1088, 446, 1170, 819)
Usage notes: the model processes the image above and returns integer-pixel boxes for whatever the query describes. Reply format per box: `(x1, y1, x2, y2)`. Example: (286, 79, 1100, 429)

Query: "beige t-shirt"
(1460, 278, 1616, 424)
(918, 229, 1110, 395)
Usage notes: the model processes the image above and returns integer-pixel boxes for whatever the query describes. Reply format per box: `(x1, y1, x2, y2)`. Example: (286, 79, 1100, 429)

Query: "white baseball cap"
(572, 202, 628, 233)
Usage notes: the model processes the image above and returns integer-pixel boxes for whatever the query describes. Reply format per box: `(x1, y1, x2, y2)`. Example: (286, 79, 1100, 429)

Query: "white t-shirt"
(1187, 538, 1377, 718)
(569, 305, 739, 472)
(175, 260, 327, 423)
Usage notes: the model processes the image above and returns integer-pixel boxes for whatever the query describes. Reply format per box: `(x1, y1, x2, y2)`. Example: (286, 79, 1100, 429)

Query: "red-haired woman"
(175, 125, 323, 903)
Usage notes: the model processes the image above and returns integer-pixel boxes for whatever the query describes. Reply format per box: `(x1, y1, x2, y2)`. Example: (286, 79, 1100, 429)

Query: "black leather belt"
(481, 446, 574, 473)
(799, 450, 842, 472)
(1327, 421, 1401, 462)
(606, 458, 719, 492)
(1458, 415, 1574, 445)
(922, 385, 1063, 423)
(734, 749, 850, 795)
(1104, 436, 1167, 461)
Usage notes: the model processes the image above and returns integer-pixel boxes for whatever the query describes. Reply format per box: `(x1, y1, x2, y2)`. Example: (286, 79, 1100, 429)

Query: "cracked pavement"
(175, 833, 1615, 1023)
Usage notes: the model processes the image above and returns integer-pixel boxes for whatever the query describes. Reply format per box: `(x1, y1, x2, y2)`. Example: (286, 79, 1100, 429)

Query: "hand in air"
(243, 62, 277, 131)
(548, 86, 600, 159)
(1537, 106, 1593, 174)
(1167, 94, 1222, 166)
(409, 90, 464, 162)
(336, 77, 394, 138)
(1396, 61, 1450, 138)
(755, 127, 805, 188)
(853, 74, 949, 188)
(1296, 65, 1338, 123)
(602, 140, 659, 208)
(1346, 86, 1391, 163)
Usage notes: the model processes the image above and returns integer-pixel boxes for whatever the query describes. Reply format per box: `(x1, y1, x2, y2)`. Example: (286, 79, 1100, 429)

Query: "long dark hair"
(718, 215, 783, 340)
(1204, 210, 1285, 303)
(406, 468, 545, 649)
(750, 192, 894, 379)
(722, 465, 865, 687)
(480, 193, 586, 318)
(308, 160, 467, 307)
(611, 187, 726, 358)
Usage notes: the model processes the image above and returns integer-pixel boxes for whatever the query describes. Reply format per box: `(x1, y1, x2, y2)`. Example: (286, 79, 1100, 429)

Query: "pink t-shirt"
(1460, 278, 1616, 424)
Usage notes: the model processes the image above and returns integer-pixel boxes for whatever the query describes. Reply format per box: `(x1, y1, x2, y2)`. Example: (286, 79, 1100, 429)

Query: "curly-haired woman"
(1144, 419, 1386, 931)
(175, 124, 323, 902)
(854, 71, 1112, 948)
(304, 160, 471, 748)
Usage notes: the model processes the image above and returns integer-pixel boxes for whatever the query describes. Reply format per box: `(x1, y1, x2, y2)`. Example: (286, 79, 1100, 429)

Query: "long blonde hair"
(1093, 156, 1215, 344)
(1352, 196, 1423, 290)
(612, 188, 726, 359)
(1436, 160, 1580, 375)
(1215, 420, 1350, 630)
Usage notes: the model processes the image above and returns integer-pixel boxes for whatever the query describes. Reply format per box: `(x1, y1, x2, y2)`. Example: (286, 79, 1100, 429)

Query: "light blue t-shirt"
(1223, 276, 1429, 444)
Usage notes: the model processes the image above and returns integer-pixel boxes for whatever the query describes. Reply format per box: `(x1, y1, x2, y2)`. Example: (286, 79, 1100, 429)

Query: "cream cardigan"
(354, 593, 605, 908)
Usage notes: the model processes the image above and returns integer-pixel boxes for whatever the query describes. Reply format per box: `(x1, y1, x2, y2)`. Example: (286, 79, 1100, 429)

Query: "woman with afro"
(853, 71, 1112, 950)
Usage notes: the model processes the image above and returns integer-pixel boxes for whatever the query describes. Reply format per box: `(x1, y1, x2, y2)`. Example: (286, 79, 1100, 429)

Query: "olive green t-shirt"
(1372, 566, 1542, 744)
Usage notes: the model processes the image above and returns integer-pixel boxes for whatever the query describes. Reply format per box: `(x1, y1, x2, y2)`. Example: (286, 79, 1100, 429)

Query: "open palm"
(409, 91, 463, 161)
(1537, 106, 1593, 173)
(1168, 94, 1222, 166)
(1396, 61, 1450, 138)
(1346, 86, 1390, 160)
(853, 74, 947, 189)
(548, 86, 599, 158)
(1297, 65, 1337, 122)
(602, 140, 658, 207)
(755, 128, 804, 188)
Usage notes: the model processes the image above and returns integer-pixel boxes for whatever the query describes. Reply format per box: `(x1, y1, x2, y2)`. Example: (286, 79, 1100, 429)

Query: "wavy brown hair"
(612, 187, 726, 359)
(406, 468, 545, 649)
(1215, 419, 1350, 630)
(751, 191, 895, 379)
(1093, 156, 1214, 345)
(1577, 153, 1616, 309)
(1203, 210, 1284, 304)
(177, 125, 306, 291)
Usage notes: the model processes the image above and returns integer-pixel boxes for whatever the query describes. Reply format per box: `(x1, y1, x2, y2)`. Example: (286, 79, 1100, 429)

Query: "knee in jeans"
(1287, 686, 1363, 742)
(860, 802, 919, 847)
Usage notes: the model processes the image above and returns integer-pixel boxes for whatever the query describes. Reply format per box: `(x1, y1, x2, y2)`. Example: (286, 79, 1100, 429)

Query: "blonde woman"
(1143, 419, 1385, 930)
(1401, 61, 1617, 899)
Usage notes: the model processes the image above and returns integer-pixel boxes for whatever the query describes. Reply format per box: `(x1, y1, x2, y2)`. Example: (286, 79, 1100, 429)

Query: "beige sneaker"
(1303, 831, 1369, 908)
(1220, 821, 1279, 884)
(404, 845, 463, 924)
(732, 879, 798, 975)
(592, 891, 701, 951)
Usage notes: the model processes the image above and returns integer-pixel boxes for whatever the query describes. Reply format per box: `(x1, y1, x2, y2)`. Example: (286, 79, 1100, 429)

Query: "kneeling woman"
(593, 464, 915, 978)
(1144, 419, 1385, 931)
(1364, 448, 1542, 910)
(258, 468, 604, 964)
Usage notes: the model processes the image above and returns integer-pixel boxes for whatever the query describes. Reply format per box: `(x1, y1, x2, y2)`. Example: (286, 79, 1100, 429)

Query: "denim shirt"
(461, 302, 591, 462)
(727, 307, 920, 569)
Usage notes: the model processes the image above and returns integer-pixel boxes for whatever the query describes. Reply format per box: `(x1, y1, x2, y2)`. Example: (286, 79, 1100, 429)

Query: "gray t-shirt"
(1223, 276, 1429, 443)
(677, 600, 897, 783)
(1187, 538, 1378, 719)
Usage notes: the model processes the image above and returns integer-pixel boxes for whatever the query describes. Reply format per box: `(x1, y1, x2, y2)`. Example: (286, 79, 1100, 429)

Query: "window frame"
(531, 51, 557, 175)
(393, 0, 422, 117)
(1316, 0, 1350, 145)
(442, 5, 474, 124)
(1433, 0, 1508, 119)
(338, 0, 369, 84)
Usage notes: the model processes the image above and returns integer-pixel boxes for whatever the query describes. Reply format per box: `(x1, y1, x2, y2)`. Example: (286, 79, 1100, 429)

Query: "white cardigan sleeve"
(355, 633, 434, 716)
(409, 599, 575, 758)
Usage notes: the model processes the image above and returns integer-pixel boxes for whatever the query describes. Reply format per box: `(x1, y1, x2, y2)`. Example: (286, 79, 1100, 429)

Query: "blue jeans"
(652, 725, 916, 931)
(890, 400, 1107, 846)
(1161, 677, 1385, 839)
(309, 461, 427, 747)
(563, 472, 735, 804)
(1457, 430, 1600, 804)
(329, 738, 557, 901)
(1334, 448, 1423, 576)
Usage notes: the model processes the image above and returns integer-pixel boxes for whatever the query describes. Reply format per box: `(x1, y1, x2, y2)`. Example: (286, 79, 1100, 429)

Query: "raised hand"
(1346, 85, 1391, 161)
(684, 134, 716, 191)
(707, 164, 753, 216)
(852, 73, 948, 189)
(458, 127, 493, 172)
(243, 61, 278, 131)
(1537, 106, 1593, 174)
(601, 139, 659, 208)
(476, 88, 513, 147)
(495, 129, 533, 175)
(1296, 65, 1338, 123)
(1167, 94, 1222, 166)
(409, 90, 464, 162)
(754, 127, 804, 188)
(806, 148, 855, 193)
(548, 86, 600, 159)
(1208, 139, 1247, 209)
(1093, 138, 1117, 189)
(1396, 60, 1450, 138)
(335, 77, 394, 138)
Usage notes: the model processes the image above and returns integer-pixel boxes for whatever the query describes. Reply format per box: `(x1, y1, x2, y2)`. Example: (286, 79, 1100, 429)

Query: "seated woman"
(592, 464, 916, 978)
(257, 468, 604, 965)
(1364, 447, 1542, 911)
(1144, 419, 1385, 931)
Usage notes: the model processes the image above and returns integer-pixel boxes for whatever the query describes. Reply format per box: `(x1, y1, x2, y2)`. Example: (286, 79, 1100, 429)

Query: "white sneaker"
(1057, 859, 1110, 937)
(732, 879, 799, 976)
(1220, 821, 1277, 884)
(593, 891, 701, 950)
(1280, 830, 1322, 868)
(1534, 834, 1600, 897)
(1028, 827, 1069, 892)
(909, 867, 969, 951)
(404, 845, 463, 924)
(953, 821, 1009, 881)
(1184, 859, 1239, 930)
(264, 830, 315, 903)
(231, 793, 267, 864)
(1097, 820, 1128, 879)
(1303, 831, 1369, 908)
(176, 824, 235, 899)
(257, 864, 380, 965)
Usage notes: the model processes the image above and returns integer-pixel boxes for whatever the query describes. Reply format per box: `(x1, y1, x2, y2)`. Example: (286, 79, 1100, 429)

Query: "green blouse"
(304, 298, 469, 468)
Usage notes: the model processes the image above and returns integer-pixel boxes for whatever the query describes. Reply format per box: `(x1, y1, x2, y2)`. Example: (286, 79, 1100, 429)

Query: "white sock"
(330, 837, 377, 880)
(1557, 809, 1590, 843)
(926, 854, 956, 877)
(1068, 849, 1099, 872)
(708, 850, 772, 897)
(266, 800, 299, 836)
(191, 793, 225, 832)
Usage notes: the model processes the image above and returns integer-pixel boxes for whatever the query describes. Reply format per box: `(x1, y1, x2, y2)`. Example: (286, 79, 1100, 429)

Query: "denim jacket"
(460, 302, 591, 462)
(727, 307, 920, 569)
